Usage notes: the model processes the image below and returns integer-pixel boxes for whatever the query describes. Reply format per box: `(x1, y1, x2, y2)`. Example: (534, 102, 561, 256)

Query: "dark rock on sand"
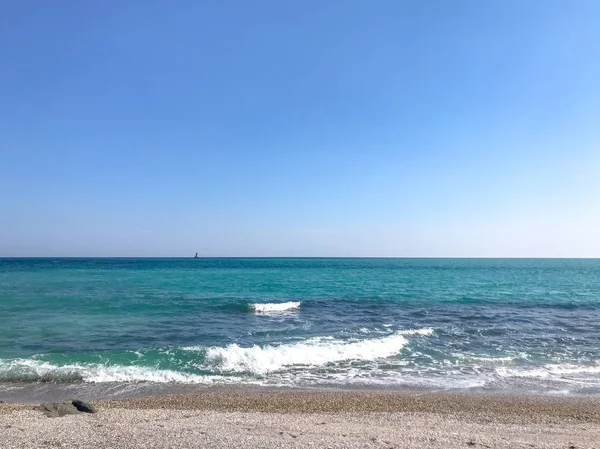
(72, 399, 97, 414)
(34, 399, 97, 417)
(34, 401, 78, 417)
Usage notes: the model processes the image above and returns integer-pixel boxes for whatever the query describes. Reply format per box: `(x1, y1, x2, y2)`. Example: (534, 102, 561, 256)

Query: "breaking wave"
(0, 359, 232, 384)
(202, 332, 410, 375)
(397, 328, 434, 336)
(0, 329, 434, 383)
(249, 301, 301, 313)
(496, 362, 600, 379)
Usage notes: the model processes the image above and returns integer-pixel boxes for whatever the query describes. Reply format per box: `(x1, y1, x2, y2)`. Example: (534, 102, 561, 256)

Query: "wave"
(0, 359, 234, 384)
(397, 328, 433, 336)
(496, 362, 600, 379)
(249, 301, 301, 313)
(0, 329, 431, 383)
(0, 359, 84, 383)
(452, 353, 526, 364)
(201, 332, 410, 375)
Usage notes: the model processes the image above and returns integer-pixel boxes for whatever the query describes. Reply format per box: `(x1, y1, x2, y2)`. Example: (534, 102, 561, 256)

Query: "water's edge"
(0, 380, 589, 405)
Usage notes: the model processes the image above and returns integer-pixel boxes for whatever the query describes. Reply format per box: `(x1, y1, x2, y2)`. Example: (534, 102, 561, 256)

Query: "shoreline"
(1, 390, 600, 448)
(3, 388, 600, 422)
(94, 390, 600, 424)
(2, 380, 600, 404)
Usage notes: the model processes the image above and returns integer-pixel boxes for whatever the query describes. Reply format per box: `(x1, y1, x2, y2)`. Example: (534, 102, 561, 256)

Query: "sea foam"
(249, 301, 301, 313)
(496, 362, 600, 379)
(0, 358, 231, 384)
(203, 332, 410, 375)
(397, 328, 434, 336)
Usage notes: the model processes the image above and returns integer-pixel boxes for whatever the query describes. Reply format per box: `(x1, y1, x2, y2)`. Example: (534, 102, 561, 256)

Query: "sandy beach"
(1, 390, 599, 448)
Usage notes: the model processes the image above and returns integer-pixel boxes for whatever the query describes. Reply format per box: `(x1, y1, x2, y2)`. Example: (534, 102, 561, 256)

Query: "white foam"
(81, 365, 213, 383)
(496, 362, 600, 379)
(0, 359, 234, 384)
(453, 354, 517, 364)
(204, 332, 409, 375)
(250, 301, 301, 313)
(397, 328, 434, 336)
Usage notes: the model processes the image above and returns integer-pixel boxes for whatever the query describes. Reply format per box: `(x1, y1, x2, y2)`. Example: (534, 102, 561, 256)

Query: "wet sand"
(1, 390, 599, 448)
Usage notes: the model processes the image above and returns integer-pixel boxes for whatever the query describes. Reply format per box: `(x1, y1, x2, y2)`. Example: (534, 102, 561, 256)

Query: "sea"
(1, 258, 599, 399)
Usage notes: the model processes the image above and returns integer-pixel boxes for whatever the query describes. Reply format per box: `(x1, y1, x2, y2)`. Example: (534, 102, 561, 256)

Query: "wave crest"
(204, 332, 409, 375)
(0, 359, 230, 384)
(0, 329, 433, 383)
(249, 301, 301, 313)
(496, 362, 600, 379)
(397, 328, 434, 336)
(0, 359, 84, 383)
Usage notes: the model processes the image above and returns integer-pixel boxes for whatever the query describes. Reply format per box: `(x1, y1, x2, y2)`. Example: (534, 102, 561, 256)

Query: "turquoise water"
(1, 258, 599, 394)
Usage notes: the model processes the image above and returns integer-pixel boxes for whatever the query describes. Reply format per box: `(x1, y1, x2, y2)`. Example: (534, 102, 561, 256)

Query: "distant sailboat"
(194, 252, 199, 259)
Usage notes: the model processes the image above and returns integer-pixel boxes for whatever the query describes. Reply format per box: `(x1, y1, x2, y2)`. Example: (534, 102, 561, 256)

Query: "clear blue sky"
(1, 1, 599, 257)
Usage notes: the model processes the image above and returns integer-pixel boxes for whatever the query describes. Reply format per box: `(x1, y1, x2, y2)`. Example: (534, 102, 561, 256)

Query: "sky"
(1, 1, 599, 257)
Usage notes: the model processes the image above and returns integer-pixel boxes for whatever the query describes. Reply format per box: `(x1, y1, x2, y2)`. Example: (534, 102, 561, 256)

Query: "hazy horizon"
(3, 256, 600, 259)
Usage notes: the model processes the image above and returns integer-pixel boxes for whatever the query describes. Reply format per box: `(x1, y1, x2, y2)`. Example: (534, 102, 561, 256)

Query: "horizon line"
(1, 256, 600, 260)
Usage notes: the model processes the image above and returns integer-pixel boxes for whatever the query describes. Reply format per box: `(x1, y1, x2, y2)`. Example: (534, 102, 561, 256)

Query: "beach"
(1, 390, 599, 448)
(2, 259, 600, 447)
(3, 0, 599, 443)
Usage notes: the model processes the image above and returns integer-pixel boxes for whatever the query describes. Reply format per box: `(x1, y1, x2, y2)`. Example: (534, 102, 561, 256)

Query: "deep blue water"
(1, 258, 599, 394)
